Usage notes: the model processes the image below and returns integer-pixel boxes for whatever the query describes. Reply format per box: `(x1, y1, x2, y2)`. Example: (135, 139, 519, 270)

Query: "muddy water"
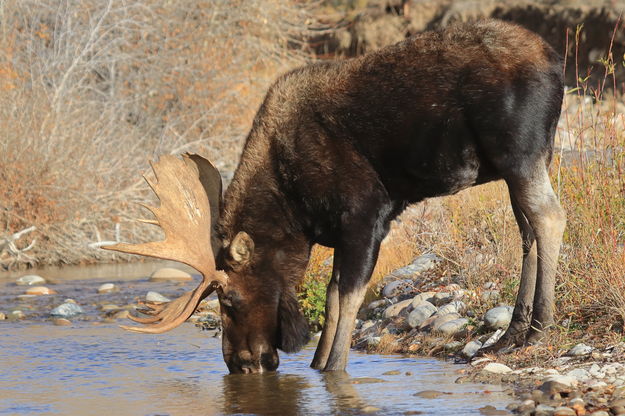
(0, 264, 513, 415)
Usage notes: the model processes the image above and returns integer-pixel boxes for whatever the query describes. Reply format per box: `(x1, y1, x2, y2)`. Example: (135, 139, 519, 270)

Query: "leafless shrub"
(0, 0, 314, 268)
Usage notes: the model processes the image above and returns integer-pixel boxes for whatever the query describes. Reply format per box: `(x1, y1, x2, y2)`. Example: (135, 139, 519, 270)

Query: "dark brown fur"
(212, 20, 565, 373)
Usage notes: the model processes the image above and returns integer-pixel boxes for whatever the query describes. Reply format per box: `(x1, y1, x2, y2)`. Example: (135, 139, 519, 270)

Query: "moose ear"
(277, 289, 310, 353)
(229, 231, 254, 265)
(184, 153, 223, 258)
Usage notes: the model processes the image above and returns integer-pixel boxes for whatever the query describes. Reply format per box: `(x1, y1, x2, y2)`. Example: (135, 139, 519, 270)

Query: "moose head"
(105, 154, 309, 373)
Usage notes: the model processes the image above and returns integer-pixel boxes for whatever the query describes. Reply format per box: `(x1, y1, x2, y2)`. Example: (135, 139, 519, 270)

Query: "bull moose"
(105, 20, 565, 373)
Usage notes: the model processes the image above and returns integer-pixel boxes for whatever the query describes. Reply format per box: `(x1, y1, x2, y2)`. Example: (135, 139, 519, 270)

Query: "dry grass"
(0, 0, 313, 268)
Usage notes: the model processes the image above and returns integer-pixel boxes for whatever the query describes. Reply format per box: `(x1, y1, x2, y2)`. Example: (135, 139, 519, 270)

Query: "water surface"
(0, 264, 512, 415)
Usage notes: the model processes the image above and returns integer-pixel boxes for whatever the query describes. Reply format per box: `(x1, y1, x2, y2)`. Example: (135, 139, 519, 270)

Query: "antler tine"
(103, 154, 226, 333)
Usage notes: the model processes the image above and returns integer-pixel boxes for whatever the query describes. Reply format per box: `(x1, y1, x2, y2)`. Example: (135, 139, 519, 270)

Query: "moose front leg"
(311, 254, 341, 370)
(323, 216, 388, 372)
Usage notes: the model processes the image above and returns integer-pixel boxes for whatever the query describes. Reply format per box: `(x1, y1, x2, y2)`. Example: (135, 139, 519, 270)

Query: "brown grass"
(0, 0, 313, 268)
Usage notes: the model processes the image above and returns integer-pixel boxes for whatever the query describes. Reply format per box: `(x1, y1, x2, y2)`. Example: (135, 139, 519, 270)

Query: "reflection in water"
(0, 322, 512, 416)
(222, 373, 309, 415)
(322, 372, 368, 414)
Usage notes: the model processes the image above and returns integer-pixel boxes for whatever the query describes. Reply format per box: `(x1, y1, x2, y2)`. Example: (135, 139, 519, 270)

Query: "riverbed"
(0, 263, 513, 415)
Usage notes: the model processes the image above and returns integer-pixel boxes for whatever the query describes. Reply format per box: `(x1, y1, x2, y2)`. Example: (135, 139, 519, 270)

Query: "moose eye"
(220, 291, 241, 309)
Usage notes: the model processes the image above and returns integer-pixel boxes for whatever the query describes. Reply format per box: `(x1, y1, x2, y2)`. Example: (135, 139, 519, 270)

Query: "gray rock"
(97, 283, 116, 294)
(407, 301, 437, 328)
(382, 299, 412, 318)
(484, 305, 513, 330)
(482, 363, 512, 374)
(431, 292, 453, 306)
(389, 253, 440, 279)
(382, 279, 412, 298)
(437, 300, 466, 316)
(481, 290, 500, 302)
(553, 406, 576, 416)
(145, 291, 171, 303)
(430, 313, 461, 331)
(566, 343, 593, 356)
(367, 299, 388, 310)
(149, 267, 192, 282)
(462, 340, 483, 358)
(16, 274, 46, 286)
(410, 291, 436, 308)
(566, 368, 590, 381)
(8, 310, 25, 320)
(535, 404, 555, 415)
(482, 329, 504, 349)
(437, 318, 468, 336)
(50, 302, 84, 318)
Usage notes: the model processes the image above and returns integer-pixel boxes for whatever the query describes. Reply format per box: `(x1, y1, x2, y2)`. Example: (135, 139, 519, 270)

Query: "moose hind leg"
(508, 167, 565, 345)
(311, 254, 341, 370)
(485, 189, 538, 352)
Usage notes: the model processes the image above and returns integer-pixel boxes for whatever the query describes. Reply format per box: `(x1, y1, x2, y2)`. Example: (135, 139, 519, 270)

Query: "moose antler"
(104, 154, 226, 333)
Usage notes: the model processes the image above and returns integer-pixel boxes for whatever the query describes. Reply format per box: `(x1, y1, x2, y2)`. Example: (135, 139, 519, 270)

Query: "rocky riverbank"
(352, 253, 625, 416)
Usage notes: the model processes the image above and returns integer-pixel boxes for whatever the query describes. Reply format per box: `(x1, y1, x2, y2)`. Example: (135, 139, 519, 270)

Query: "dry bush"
(0, 0, 313, 268)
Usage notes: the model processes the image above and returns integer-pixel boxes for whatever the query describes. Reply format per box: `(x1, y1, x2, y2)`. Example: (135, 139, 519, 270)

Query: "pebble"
(407, 301, 437, 328)
(350, 377, 386, 384)
(145, 291, 171, 303)
(566, 343, 593, 356)
(590, 412, 610, 416)
(53, 318, 72, 326)
(382, 370, 401, 375)
(484, 305, 513, 330)
(113, 310, 130, 319)
(98, 283, 116, 294)
(25, 286, 56, 295)
(553, 406, 576, 416)
(50, 302, 84, 318)
(8, 310, 25, 320)
(149, 268, 192, 282)
(15, 274, 46, 286)
(382, 299, 412, 318)
(0, 312, 5, 320)
(482, 363, 513, 374)
(367, 299, 387, 310)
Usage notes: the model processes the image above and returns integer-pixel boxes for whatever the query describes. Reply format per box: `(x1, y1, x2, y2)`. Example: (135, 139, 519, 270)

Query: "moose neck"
(220, 126, 311, 286)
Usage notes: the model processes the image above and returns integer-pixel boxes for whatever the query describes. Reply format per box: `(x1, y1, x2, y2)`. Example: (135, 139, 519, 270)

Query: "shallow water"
(0, 264, 513, 415)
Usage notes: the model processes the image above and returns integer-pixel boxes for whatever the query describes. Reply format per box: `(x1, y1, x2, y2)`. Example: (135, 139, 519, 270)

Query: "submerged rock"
(149, 268, 192, 282)
(16, 274, 46, 286)
(484, 306, 513, 330)
(50, 302, 84, 318)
